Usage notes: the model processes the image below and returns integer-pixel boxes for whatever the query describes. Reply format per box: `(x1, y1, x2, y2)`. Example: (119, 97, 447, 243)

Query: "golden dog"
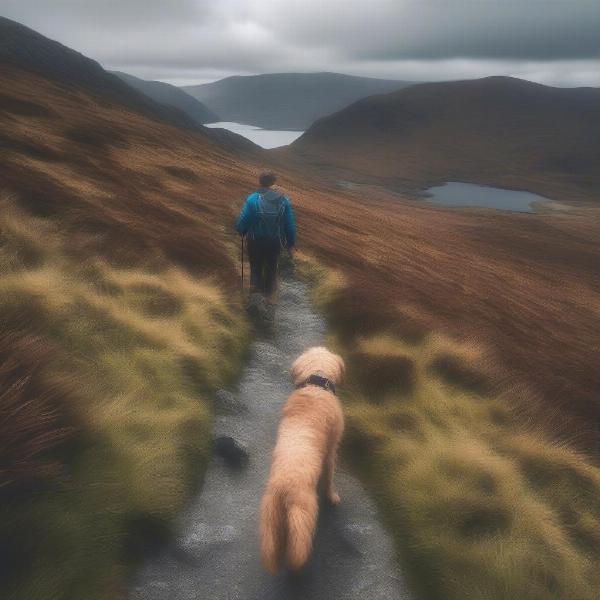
(259, 346, 345, 573)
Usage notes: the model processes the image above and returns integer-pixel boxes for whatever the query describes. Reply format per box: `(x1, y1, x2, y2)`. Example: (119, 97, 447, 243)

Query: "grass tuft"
(349, 337, 416, 398)
(429, 352, 493, 396)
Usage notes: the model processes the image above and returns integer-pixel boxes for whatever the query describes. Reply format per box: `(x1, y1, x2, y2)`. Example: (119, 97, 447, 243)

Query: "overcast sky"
(3, 1, 600, 86)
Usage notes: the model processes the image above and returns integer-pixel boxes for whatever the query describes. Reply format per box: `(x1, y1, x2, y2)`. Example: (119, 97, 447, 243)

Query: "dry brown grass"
(285, 85, 600, 596)
(0, 323, 74, 496)
(289, 168, 600, 592)
(289, 184, 600, 449)
(298, 256, 600, 599)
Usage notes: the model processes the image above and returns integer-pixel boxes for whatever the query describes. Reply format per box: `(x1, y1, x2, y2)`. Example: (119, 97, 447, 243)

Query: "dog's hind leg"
(323, 423, 342, 505)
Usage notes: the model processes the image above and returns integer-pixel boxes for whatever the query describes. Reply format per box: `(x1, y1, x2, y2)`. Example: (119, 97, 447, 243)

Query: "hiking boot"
(247, 292, 268, 320)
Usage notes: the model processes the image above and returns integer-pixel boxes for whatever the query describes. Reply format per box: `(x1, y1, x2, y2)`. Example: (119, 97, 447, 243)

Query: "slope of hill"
(0, 16, 205, 132)
(183, 72, 413, 130)
(294, 183, 600, 598)
(0, 17, 259, 154)
(0, 63, 257, 599)
(112, 70, 219, 125)
(291, 76, 600, 202)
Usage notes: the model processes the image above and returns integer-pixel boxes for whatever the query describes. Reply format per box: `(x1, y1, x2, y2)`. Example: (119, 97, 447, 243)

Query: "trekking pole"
(241, 235, 245, 291)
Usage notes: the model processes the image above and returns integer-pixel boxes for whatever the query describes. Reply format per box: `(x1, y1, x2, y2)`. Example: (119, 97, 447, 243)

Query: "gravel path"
(130, 277, 410, 600)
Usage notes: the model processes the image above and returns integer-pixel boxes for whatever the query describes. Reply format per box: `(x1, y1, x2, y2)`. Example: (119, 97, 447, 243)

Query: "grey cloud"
(260, 0, 600, 60)
(2, 0, 600, 85)
(1, 0, 209, 28)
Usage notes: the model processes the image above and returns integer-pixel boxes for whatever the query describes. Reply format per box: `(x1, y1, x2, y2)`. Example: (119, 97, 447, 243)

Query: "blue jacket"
(235, 188, 296, 248)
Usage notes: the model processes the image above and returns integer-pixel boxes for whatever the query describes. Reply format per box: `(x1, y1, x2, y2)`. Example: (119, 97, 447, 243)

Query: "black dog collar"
(296, 374, 336, 395)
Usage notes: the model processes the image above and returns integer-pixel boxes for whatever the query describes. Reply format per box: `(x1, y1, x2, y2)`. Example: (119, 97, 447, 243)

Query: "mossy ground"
(297, 253, 600, 600)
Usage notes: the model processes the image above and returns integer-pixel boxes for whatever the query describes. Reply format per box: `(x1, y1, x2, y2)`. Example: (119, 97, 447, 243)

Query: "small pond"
(425, 182, 551, 213)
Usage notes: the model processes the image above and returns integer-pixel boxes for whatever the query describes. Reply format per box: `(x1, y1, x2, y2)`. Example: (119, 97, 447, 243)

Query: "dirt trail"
(130, 276, 410, 600)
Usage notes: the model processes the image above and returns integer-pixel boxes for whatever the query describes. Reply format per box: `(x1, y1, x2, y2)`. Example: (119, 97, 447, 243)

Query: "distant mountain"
(182, 72, 414, 130)
(112, 71, 219, 125)
(291, 76, 600, 197)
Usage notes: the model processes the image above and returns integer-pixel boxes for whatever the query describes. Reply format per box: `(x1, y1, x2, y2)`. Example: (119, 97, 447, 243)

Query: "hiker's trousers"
(247, 237, 281, 296)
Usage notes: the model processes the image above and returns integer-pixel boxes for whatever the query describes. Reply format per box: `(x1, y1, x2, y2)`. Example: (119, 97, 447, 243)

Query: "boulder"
(213, 436, 249, 469)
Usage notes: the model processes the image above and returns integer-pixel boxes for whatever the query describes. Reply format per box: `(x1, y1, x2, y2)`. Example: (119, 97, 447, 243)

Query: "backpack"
(256, 192, 286, 243)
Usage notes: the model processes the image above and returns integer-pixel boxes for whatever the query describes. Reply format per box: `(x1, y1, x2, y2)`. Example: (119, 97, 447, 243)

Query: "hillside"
(3, 23, 600, 600)
(0, 16, 203, 132)
(291, 76, 600, 202)
(0, 16, 258, 153)
(0, 62, 260, 599)
(112, 71, 219, 125)
(183, 72, 413, 130)
(294, 179, 600, 598)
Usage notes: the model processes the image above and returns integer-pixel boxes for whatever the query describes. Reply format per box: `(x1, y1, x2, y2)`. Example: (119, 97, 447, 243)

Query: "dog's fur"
(260, 346, 345, 573)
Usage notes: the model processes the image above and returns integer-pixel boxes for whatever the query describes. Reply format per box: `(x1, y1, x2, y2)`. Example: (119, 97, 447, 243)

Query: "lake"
(425, 182, 551, 213)
(204, 121, 304, 149)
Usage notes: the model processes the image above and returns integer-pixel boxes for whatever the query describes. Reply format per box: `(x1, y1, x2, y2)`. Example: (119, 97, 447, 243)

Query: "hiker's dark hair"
(259, 171, 277, 187)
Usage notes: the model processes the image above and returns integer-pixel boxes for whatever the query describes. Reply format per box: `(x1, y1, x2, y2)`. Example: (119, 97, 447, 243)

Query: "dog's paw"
(327, 491, 341, 506)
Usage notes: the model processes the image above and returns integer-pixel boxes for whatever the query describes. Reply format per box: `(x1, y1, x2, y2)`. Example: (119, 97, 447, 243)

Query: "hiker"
(235, 171, 296, 303)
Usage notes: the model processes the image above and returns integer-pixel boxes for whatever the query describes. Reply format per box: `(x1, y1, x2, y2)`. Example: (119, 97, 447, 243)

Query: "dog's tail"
(261, 488, 319, 573)
(260, 490, 285, 574)
(286, 491, 318, 571)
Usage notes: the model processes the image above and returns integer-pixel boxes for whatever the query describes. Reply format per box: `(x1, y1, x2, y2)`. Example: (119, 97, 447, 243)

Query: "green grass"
(0, 204, 250, 599)
(297, 252, 600, 600)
